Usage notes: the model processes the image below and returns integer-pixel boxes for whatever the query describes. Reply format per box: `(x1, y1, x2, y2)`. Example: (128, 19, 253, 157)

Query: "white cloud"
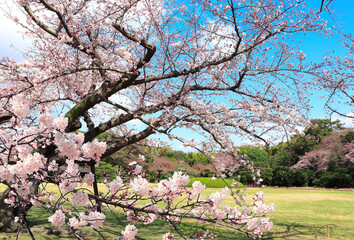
(127, 119, 143, 127)
(332, 112, 354, 128)
(108, 93, 133, 108)
(177, 144, 195, 152)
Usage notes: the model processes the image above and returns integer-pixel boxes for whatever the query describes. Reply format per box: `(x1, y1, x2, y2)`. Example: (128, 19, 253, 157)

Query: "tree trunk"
(0, 187, 19, 232)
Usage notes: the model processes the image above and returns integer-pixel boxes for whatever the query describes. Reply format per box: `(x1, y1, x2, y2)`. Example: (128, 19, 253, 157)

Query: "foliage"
(271, 166, 291, 187)
(313, 168, 353, 188)
(341, 131, 354, 143)
(199, 169, 217, 178)
(268, 121, 353, 180)
(239, 146, 269, 163)
(305, 119, 344, 142)
(95, 161, 118, 182)
(270, 166, 353, 188)
(269, 147, 294, 168)
(159, 148, 210, 165)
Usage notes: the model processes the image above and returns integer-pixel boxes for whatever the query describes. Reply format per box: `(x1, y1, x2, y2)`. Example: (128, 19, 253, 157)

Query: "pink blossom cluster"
(38, 112, 54, 129)
(59, 160, 80, 193)
(213, 208, 226, 222)
(106, 176, 123, 194)
(138, 154, 145, 161)
(87, 211, 106, 228)
(30, 198, 42, 206)
(4, 192, 16, 207)
(9, 152, 45, 177)
(128, 161, 143, 175)
(48, 210, 65, 228)
(252, 192, 275, 215)
(68, 212, 89, 229)
(68, 217, 81, 229)
(59, 179, 78, 194)
(16, 144, 32, 160)
(71, 191, 90, 206)
(208, 187, 229, 210)
(10, 94, 30, 118)
(157, 171, 189, 199)
(121, 224, 138, 240)
(81, 139, 107, 161)
(11, 181, 32, 199)
(0, 166, 14, 182)
(83, 172, 95, 187)
(52, 129, 107, 162)
(53, 116, 69, 131)
(144, 204, 159, 224)
(247, 218, 273, 238)
(125, 203, 159, 225)
(189, 180, 206, 199)
(49, 210, 106, 229)
(54, 131, 84, 160)
(193, 229, 217, 240)
(38, 113, 67, 131)
(130, 175, 150, 196)
(162, 233, 174, 240)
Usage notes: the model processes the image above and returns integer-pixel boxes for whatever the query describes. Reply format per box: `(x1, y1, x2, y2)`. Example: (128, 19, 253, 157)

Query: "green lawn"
(0, 185, 353, 239)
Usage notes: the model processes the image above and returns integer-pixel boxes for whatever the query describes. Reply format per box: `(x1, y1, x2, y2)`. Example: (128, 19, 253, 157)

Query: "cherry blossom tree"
(291, 128, 354, 171)
(291, 149, 331, 170)
(320, 33, 354, 118)
(0, 0, 351, 239)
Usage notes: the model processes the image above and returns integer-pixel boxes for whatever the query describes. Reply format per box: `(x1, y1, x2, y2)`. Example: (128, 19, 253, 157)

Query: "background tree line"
(95, 119, 353, 188)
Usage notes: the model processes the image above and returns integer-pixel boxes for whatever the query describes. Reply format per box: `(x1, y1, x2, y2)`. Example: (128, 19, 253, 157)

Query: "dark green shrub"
(289, 169, 307, 187)
(271, 166, 290, 187)
(341, 131, 354, 143)
(244, 148, 269, 163)
(199, 169, 217, 178)
(299, 169, 315, 186)
(314, 170, 352, 188)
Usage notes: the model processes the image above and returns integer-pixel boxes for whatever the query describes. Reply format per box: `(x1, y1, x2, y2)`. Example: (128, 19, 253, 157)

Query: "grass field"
(0, 185, 353, 239)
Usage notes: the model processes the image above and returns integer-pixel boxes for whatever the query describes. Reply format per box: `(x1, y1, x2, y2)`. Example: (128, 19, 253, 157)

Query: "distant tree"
(291, 150, 331, 171)
(243, 147, 269, 163)
(343, 141, 354, 165)
(269, 148, 294, 168)
(305, 119, 344, 143)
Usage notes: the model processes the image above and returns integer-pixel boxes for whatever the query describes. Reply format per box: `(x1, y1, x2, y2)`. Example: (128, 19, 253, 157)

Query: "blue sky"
(0, 0, 352, 151)
(297, 0, 354, 120)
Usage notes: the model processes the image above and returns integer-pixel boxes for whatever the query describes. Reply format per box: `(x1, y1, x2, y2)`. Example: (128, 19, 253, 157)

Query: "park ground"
(0, 185, 353, 239)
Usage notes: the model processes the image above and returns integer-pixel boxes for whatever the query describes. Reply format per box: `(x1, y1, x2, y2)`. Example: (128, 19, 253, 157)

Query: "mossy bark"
(0, 187, 19, 232)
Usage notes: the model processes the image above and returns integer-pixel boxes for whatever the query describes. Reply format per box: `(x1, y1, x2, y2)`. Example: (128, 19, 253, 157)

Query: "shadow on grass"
(27, 206, 53, 226)
(263, 220, 353, 240)
(17, 206, 354, 240)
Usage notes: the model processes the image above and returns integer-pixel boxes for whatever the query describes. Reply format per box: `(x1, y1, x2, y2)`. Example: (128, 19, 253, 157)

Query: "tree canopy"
(0, 0, 353, 239)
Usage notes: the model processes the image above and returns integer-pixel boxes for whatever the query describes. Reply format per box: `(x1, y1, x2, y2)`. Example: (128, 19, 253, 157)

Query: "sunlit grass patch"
(186, 177, 244, 188)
